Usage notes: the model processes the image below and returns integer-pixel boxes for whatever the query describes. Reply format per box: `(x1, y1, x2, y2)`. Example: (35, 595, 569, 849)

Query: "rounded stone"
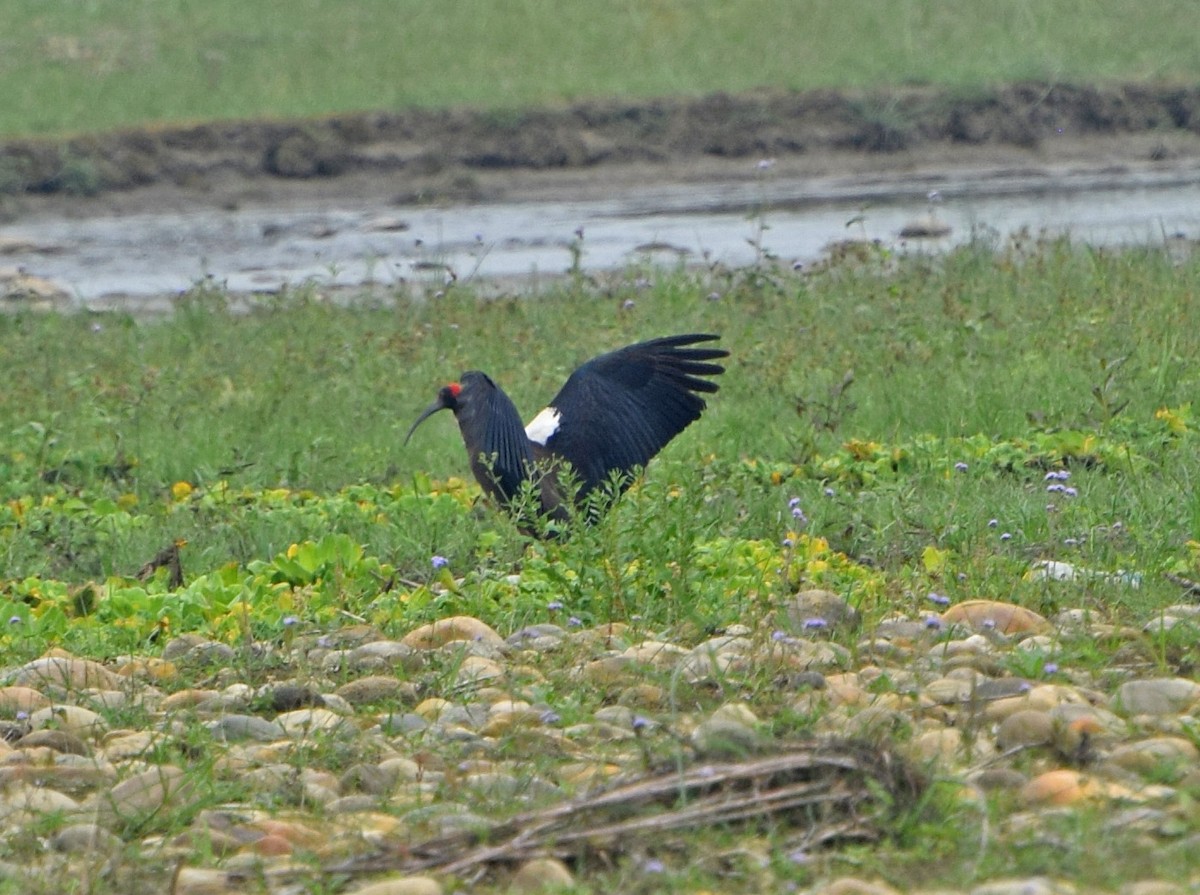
(50, 823, 123, 854)
(347, 876, 443, 895)
(92, 765, 196, 828)
(510, 857, 575, 891)
(276, 708, 352, 737)
(0, 687, 52, 716)
(786, 588, 861, 633)
(13, 657, 122, 691)
(207, 715, 287, 742)
(1106, 737, 1200, 777)
(690, 717, 762, 759)
(27, 705, 108, 740)
(1115, 678, 1200, 716)
(995, 710, 1054, 751)
(336, 676, 413, 706)
(15, 728, 91, 756)
(1019, 770, 1101, 806)
(401, 616, 505, 650)
(941, 600, 1051, 635)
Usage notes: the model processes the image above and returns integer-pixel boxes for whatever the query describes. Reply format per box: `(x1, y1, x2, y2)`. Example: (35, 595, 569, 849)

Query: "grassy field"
(1, 238, 1198, 645)
(4, 0, 1198, 138)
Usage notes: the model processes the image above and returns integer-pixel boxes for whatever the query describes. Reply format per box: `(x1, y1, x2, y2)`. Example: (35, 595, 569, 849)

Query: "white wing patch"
(525, 406, 561, 445)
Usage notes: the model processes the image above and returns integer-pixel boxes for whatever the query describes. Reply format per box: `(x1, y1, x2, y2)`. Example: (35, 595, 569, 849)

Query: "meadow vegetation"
(4, 0, 1198, 137)
(1, 236, 1197, 658)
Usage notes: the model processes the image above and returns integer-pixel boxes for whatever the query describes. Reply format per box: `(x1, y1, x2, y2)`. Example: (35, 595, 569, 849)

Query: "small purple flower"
(757, 158, 776, 171)
(622, 298, 636, 310)
(1063, 538, 1079, 547)
(1044, 470, 1071, 481)
(8, 616, 21, 626)
(802, 617, 828, 630)
(567, 616, 582, 628)
(632, 715, 652, 732)
(1046, 483, 1065, 493)
(546, 600, 564, 612)
(642, 858, 666, 874)
(791, 506, 808, 523)
(923, 615, 943, 630)
(927, 592, 950, 607)
(539, 710, 561, 725)
(1063, 487, 1078, 498)
(771, 630, 789, 641)
(823, 487, 836, 497)
(317, 636, 333, 649)
(1042, 662, 1059, 675)
(988, 518, 999, 528)
(787, 848, 811, 865)
(1000, 532, 1012, 541)
(981, 618, 996, 630)
(781, 537, 795, 548)
(954, 462, 969, 473)
(431, 555, 449, 569)
(282, 615, 299, 628)
(788, 497, 802, 509)
(15, 711, 27, 722)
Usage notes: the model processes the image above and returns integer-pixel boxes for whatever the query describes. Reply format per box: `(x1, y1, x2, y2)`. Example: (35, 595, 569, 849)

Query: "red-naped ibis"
(405, 334, 728, 523)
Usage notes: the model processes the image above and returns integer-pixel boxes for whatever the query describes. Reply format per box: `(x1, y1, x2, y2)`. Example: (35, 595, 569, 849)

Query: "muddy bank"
(3, 82, 1200, 207)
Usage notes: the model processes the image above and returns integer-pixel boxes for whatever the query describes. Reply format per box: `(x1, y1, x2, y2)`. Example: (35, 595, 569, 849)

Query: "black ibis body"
(405, 334, 728, 523)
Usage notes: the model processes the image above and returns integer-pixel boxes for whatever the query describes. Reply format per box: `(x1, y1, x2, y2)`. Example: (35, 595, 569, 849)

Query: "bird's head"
(406, 372, 499, 444)
(404, 380, 463, 444)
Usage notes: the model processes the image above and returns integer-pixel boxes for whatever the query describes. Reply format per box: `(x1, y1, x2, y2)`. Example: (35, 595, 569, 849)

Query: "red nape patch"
(448, 382, 462, 397)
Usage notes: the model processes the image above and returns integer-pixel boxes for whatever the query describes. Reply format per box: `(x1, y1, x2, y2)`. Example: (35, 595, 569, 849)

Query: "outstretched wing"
(536, 334, 727, 494)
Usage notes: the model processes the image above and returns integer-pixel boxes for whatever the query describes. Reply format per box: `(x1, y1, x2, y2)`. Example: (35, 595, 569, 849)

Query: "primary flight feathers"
(405, 333, 728, 521)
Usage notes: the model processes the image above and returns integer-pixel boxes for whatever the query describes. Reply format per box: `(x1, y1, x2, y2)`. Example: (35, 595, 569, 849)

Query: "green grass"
(0, 237, 1198, 653)
(3, 0, 1198, 138)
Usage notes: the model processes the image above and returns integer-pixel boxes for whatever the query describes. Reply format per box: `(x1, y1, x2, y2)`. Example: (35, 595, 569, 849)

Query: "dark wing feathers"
(458, 373, 535, 502)
(544, 334, 727, 493)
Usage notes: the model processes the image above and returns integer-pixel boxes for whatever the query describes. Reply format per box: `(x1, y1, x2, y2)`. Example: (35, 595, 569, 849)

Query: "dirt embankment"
(2, 82, 1200, 209)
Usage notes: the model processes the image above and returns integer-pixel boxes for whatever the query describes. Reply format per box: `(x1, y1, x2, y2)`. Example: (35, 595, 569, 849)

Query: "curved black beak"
(404, 397, 449, 445)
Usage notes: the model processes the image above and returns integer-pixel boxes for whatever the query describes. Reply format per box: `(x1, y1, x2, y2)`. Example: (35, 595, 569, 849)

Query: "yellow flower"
(287, 543, 300, 560)
(844, 438, 882, 460)
(117, 493, 139, 509)
(1155, 405, 1190, 434)
(170, 481, 193, 501)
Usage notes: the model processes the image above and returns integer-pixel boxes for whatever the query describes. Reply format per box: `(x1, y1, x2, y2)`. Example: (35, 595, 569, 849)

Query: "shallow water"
(3, 164, 1199, 312)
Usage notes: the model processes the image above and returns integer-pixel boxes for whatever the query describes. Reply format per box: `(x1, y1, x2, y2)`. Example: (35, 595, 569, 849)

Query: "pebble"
(941, 600, 1052, 635)
(336, 676, 415, 706)
(786, 588, 862, 633)
(348, 876, 443, 895)
(1115, 678, 1200, 716)
(13, 656, 123, 691)
(0, 604, 1192, 893)
(401, 616, 506, 650)
(510, 857, 575, 891)
(90, 765, 196, 829)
